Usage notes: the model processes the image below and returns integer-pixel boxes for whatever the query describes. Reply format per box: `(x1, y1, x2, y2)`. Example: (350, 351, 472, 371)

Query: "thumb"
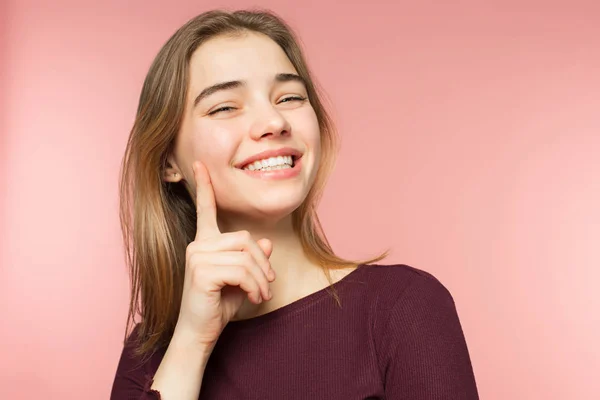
(256, 238, 273, 258)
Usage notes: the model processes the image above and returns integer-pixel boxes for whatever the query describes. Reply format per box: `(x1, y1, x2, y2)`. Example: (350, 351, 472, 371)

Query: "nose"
(249, 104, 291, 140)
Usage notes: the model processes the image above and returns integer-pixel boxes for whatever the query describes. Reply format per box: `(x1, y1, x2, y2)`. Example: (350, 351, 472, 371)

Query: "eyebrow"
(193, 73, 307, 108)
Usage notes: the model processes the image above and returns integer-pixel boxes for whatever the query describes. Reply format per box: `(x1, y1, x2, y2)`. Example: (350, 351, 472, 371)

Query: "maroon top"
(110, 264, 479, 399)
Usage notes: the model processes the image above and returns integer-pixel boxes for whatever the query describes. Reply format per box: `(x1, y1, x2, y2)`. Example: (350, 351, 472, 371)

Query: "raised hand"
(173, 161, 276, 349)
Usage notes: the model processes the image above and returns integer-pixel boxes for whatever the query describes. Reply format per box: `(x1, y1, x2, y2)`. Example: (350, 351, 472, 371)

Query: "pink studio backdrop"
(1, 0, 599, 398)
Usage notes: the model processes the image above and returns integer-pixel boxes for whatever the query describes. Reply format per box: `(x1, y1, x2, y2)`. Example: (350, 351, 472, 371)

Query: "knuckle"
(236, 266, 250, 281)
(238, 230, 252, 241)
(185, 243, 195, 259)
(187, 252, 204, 269)
(243, 266, 253, 280)
(191, 267, 206, 288)
(186, 241, 209, 260)
(240, 252, 253, 266)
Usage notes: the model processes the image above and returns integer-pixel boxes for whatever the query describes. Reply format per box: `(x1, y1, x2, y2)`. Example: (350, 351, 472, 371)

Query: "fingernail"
(268, 289, 272, 299)
(269, 269, 276, 280)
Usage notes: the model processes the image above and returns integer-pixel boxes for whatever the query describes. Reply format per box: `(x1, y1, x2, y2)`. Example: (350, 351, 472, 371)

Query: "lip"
(235, 147, 303, 170)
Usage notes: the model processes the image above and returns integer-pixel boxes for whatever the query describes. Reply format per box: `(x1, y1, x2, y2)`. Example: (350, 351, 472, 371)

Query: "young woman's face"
(171, 32, 321, 225)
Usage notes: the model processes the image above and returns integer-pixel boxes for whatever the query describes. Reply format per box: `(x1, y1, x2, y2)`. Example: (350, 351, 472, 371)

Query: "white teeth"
(243, 155, 294, 171)
(257, 165, 291, 171)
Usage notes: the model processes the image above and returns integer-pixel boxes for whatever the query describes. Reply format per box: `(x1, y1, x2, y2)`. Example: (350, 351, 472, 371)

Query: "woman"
(110, 9, 479, 400)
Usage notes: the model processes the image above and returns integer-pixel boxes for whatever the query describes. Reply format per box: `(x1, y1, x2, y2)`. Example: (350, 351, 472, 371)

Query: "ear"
(162, 154, 184, 183)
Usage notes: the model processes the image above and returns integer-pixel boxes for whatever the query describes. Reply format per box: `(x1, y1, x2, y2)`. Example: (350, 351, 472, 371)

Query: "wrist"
(171, 326, 216, 357)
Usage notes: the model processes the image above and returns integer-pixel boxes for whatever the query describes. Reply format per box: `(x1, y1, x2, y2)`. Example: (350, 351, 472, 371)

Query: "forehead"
(189, 32, 298, 86)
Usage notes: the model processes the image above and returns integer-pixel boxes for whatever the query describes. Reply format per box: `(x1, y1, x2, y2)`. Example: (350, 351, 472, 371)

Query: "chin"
(217, 179, 312, 221)
(252, 195, 304, 218)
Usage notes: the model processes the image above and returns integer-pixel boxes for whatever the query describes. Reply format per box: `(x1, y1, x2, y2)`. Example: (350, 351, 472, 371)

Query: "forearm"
(151, 330, 214, 400)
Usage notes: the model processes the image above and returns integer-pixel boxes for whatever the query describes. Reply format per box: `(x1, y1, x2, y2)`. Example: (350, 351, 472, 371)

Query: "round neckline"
(224, 264, 366, 330)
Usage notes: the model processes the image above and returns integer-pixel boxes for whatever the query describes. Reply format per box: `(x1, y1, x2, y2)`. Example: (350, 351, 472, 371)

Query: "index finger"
(193, 161, 220, 240)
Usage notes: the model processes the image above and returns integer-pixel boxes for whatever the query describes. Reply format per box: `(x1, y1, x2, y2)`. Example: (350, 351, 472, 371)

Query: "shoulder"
(356, 263, 454, 311)
(364, 264, 466, 365)
(362, 265, 479, 397)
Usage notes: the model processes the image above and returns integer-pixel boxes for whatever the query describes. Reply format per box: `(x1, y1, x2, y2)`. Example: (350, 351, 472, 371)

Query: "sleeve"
(110, 325, 163, 400)
(380, 274, 479, 399)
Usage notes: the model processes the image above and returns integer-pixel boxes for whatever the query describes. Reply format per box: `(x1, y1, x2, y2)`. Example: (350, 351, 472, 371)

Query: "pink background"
(1, 0, 599, 398)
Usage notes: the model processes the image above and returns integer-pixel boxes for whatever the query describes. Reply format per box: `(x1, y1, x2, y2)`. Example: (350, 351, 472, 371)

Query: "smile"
(238, 155, 302, 180)
(242, 155, 295, 171)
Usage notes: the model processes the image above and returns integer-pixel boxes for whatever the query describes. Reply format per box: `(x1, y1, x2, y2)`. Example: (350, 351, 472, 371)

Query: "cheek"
(302, 110, 322, 162)
(289, 108, 322, 185)
(192, 124, 238, 167)
(293, 106, 321, 146)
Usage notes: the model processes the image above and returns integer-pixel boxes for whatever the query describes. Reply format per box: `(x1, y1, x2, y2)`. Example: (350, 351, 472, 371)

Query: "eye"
(208, 106, 237, 116)
(279, 96, 306, 103)
(208, 96, 306, 116)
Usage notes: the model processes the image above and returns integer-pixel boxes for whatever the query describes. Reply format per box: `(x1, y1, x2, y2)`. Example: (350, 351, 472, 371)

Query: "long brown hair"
(119, 8, 389, 357)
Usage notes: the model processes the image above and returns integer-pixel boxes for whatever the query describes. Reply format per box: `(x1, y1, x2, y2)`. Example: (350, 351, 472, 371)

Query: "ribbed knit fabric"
(110, 264, 479, 399)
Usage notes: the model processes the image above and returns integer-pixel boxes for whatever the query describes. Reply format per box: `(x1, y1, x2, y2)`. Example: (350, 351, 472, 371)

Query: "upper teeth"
(243, 155, 294, 171)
